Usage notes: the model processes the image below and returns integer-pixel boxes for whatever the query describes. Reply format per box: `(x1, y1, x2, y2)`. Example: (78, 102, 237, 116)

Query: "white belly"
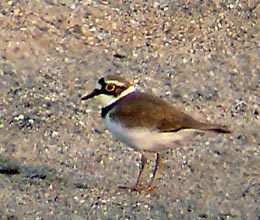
(103, 116, 197, 152)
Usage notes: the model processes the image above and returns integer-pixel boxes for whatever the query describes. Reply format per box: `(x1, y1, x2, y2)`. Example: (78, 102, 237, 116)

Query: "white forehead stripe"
(95, 85, 136, 107)
(96, 83, 102, 90)
(105, 80, 126, 87)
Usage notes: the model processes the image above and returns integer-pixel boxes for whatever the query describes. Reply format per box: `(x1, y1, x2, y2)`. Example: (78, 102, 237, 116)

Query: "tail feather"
(195, 123, 231, 133)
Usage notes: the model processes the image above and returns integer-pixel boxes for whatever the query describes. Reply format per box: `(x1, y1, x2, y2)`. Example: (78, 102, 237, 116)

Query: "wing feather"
(109, 92, 202, 132)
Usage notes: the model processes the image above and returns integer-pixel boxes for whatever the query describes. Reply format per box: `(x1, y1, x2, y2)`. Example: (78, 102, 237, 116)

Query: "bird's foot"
(118, 185, 141, 192)
(118, 184, 156, 193)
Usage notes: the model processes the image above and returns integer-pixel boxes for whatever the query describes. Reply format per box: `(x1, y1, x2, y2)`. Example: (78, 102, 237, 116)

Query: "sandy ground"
(0, 0, 259, 219)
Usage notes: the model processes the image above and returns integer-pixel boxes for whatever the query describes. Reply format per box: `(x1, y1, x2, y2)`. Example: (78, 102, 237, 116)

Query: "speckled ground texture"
(0, 0, 259, 219)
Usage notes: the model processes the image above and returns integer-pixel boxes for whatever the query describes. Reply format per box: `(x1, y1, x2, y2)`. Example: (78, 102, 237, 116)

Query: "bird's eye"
(105, 84, 116, 92)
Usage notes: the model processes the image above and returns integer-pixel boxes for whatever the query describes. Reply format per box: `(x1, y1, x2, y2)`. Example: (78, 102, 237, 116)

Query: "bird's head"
(81, 75, 136, 106)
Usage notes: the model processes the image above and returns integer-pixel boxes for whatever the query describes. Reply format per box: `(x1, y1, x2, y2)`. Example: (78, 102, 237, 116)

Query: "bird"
(81, 75, 230, 192)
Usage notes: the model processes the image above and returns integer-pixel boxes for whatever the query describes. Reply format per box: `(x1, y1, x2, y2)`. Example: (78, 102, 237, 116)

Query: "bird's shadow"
(0, 155, 57, 180)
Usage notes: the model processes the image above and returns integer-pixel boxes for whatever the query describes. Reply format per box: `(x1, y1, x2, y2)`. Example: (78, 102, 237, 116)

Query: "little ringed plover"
(81, 75, 230, 192)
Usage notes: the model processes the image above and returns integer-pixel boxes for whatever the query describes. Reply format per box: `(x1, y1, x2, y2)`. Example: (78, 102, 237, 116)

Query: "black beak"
(81, 89, 101, 100)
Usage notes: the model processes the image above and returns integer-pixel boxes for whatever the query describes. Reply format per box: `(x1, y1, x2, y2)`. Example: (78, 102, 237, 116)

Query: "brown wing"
(110, 93, 200, 131)
(110, 92, 230, 133)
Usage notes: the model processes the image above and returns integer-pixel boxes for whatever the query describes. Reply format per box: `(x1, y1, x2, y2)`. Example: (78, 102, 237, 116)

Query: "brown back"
(109, 92, 230, 133)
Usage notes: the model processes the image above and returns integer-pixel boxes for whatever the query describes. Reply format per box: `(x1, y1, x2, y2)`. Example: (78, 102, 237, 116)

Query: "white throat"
(97, 86, 136, 107)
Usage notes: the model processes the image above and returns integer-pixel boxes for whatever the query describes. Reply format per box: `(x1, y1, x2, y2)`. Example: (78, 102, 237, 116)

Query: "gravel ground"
(0, 1, 259, 219)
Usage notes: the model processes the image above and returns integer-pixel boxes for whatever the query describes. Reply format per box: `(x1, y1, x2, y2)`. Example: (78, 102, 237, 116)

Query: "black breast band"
(101, 91, 136, 118)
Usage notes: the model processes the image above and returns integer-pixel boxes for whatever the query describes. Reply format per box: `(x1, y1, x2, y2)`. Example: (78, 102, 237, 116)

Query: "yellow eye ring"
(105, 84, 116, 92)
